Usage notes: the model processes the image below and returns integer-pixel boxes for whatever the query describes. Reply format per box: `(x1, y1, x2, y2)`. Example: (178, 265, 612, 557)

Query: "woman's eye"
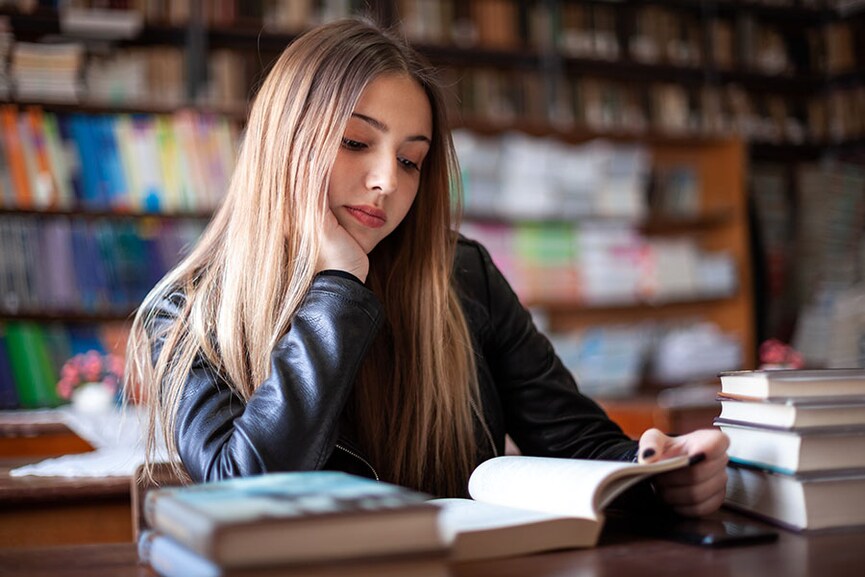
(341, 138, 366, 150)
(399, 157, 420, 172)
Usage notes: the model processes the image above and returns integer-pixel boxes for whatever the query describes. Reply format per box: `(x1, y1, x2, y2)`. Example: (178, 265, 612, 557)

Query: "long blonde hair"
(126, 19, 480, 496)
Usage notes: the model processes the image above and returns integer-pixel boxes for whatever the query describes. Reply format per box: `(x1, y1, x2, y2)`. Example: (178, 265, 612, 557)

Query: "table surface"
(0, 458, 129, 506)
(1, 516, 863, 577)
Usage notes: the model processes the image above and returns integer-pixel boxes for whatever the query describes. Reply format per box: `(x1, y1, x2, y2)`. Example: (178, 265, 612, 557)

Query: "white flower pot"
(71, 382, 115, 414)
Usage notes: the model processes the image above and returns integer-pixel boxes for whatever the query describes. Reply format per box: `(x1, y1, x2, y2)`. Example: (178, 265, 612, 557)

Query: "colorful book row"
(0, 105, 238, 213)
(460, 220, 738, 306)
(0, 215, 204, 315)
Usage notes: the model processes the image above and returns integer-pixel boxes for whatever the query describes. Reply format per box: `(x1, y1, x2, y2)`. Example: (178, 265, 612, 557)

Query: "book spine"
(138, 529, 224, 577)
(1, 106, 33, 208)
(144, 491, 216, 560)
(0, 328, 20, 409)
(4, 322, 53, 408)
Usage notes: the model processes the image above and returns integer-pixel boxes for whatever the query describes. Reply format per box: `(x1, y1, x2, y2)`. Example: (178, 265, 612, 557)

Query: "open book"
(434, 455, 690, 561)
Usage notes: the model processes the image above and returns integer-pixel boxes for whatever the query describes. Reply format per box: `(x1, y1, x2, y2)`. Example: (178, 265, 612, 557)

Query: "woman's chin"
(346, 227, 379, 255)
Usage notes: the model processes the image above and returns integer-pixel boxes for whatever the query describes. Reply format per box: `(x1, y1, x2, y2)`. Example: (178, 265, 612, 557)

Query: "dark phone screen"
(651, 517, 779, 547)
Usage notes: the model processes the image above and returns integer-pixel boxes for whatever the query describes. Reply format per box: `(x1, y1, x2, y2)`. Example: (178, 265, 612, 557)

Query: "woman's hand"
(316, 209, 369, 283)
(638, 428, 730, 517)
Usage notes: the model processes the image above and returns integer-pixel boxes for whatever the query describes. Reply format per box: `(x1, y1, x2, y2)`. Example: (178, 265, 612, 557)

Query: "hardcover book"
(717, 394, 865, 429)
(143, 471, 445, 569)
(725, 464, 865, 531)
(138, 530, 449, 577)
(716, 420, 865, 474)
(719, 369, 865, 400)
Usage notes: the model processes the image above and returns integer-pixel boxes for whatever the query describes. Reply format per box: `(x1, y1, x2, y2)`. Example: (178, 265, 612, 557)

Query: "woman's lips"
(345, 205, 386, 229)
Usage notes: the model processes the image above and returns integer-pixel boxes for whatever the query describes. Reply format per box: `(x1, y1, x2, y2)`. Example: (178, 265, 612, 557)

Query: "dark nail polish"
(688, 453, 706, 466)
(641, 448, 656, 460)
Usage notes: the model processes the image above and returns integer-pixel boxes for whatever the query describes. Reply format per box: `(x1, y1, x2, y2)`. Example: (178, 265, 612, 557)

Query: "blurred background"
(0, 0, 863, 436)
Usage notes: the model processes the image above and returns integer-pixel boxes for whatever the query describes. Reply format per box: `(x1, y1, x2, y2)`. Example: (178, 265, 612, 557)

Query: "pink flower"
(57, 378, 75, 400)
(759, 339, 805, 369)
(56, 351, 125, 401)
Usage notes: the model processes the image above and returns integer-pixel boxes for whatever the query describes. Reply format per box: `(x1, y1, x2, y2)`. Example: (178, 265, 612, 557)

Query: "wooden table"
(0, 457, 133, 547)
(0, 414, 94, 458)
(0, 410, 139, 547)
(0, 519, 862, 577)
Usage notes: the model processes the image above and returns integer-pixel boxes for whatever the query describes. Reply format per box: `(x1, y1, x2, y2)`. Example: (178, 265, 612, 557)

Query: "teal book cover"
(150, 470, 430, 523)
(143, 471, 445, 568)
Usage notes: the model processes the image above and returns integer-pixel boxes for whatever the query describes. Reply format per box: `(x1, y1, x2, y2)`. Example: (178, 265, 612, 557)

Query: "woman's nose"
(365, 153, 398, 195)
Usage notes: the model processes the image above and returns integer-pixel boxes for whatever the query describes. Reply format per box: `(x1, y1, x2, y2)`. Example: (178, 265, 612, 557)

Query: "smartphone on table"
(647, 516, 779, 547)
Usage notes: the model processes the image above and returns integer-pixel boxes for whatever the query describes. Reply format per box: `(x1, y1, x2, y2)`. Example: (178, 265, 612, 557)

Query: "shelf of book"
(458, 129, 753, 408)
(577, 0, 841, 22)
(2, 4, 859, 153)
(0, 7, 188, 45)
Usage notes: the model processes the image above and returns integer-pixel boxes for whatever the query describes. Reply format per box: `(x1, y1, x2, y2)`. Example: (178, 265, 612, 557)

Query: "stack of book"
(717, 369, 865, 531)
(139, 471, 450, 577)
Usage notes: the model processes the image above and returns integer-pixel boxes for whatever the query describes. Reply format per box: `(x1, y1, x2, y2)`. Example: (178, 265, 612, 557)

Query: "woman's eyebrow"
(351, 113, 431, 144)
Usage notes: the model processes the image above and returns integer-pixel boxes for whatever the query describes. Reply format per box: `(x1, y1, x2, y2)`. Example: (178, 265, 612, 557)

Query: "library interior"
(0, 1, 864, 576)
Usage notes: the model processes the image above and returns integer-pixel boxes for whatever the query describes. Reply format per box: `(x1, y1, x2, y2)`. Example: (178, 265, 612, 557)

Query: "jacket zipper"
(335, 443, 380, 481)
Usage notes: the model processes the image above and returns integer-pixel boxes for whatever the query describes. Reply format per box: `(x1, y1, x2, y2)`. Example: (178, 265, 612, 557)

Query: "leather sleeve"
(148, 275, 383, 483)
(460, 238, 639, 462)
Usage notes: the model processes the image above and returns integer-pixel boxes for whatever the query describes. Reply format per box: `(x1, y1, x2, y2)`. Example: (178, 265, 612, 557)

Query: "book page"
(432, 498, 569, 542)
(468, 456, 688, 519)
(430, 497, 601, 560)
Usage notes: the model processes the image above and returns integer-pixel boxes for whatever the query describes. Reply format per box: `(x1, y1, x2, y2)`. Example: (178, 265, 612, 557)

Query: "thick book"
(719, 369, 865, 400)
(143, 471, 446, 569)
(433, 455, 689, 561)
(716, 420, 865, 474)
(138, 530, 449, 577)
(718, 393, 865, 429)
(725, 464, 865, 531)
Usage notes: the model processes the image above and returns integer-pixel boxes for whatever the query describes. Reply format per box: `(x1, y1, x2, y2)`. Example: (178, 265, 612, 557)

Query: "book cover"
(144, 471, 445, 569)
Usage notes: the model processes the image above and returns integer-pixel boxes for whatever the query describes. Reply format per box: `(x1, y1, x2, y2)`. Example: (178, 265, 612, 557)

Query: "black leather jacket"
(149, 237, 639, 486)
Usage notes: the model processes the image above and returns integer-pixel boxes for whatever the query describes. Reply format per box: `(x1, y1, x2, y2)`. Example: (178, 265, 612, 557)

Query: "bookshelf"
(0, 2, 244, 412)
(0, 1, 860, 430)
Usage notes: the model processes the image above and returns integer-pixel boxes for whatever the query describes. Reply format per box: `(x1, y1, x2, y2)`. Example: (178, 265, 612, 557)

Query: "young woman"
(127, 19, 728, 516)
